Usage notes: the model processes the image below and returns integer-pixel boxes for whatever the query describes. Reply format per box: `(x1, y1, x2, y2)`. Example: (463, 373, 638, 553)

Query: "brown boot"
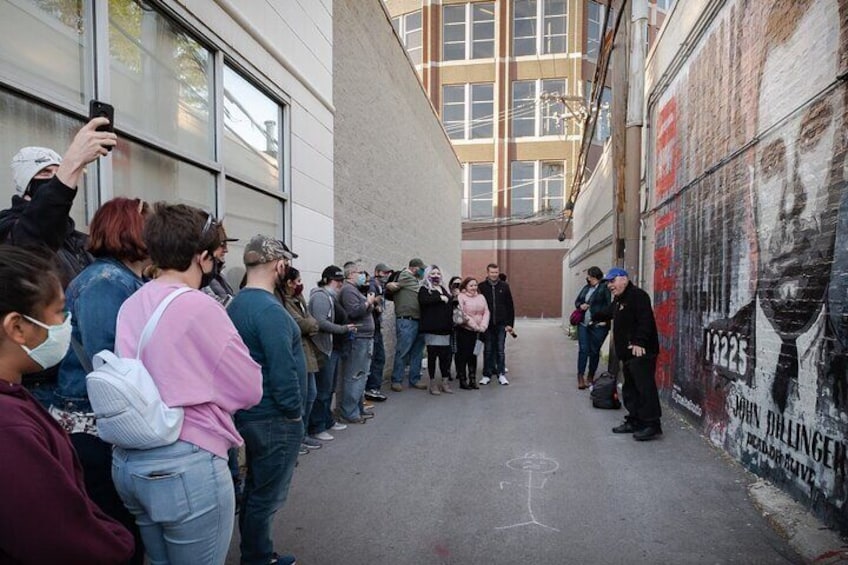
(440, 378, 454, 394)
(587, 374, 595, 387)
(429, 378, 441, 395)
(578, 375, 587, 389)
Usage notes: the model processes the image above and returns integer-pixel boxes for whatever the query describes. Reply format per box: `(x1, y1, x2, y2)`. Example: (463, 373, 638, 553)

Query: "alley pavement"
(226, 319, 803, 565)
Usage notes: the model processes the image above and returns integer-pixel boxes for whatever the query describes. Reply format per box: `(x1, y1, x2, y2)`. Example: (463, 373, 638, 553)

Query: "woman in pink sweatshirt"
(0, 246, 134, 564)
(455, 277, 490, 389)
(112, 203, 262, 565)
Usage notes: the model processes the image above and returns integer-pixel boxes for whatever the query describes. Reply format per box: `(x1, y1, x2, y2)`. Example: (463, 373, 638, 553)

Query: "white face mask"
(21, 312, 72, 370)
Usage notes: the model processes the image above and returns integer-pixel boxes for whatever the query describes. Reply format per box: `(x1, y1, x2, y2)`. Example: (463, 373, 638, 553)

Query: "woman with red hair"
(53, 196, 151, 564)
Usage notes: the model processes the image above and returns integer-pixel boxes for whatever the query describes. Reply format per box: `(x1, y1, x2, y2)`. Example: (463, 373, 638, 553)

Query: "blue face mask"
(357, 273, 366, 287)
(417, 268, 425, 278)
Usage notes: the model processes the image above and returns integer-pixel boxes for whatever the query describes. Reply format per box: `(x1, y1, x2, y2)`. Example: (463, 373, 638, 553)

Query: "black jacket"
(418, 286, 453, 335)
(479, 279, 515, 328)
(575, 282, 612, 323)
(595, 281, 659, 362)
(0, 177, 92, 287)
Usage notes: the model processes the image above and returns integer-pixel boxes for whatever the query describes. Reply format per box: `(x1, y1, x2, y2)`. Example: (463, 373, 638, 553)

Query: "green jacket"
(393, 269, 421, 318)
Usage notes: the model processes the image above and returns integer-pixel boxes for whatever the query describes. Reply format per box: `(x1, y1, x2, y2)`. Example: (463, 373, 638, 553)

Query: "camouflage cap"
(243, 234, 292, 266)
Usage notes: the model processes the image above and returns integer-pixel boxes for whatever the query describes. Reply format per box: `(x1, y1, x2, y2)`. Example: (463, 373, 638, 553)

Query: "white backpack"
(86, 287, 190, 450)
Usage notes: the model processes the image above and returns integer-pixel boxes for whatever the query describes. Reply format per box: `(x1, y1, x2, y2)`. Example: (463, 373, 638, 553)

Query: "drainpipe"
(624, 0, 648, 283)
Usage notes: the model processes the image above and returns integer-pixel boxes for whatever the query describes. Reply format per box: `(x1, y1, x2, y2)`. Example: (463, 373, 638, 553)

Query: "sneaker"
(411, 381, 428, 390)
(362, 399, 375, 409)
(359, 411, 375, 419)
(391, 383, 403, 392)
(302, 436, 323, 449)
(339, 416, 367, 424)
(312, 431, 334, 441)
(331, 422, 348, 431)
(270, 552, 297, 565)
(479, 376, 491, 385)
(498, 374, 509, 385)
(365, 389, 388, 401)
(299, 445, 309, 456)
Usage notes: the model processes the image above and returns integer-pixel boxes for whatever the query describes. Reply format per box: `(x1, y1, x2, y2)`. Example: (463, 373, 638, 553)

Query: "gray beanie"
(11, 146, 62, 195)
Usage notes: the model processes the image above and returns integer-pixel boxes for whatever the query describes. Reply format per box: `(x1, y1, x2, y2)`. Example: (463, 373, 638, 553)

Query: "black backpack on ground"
(590, 372, 621, 409)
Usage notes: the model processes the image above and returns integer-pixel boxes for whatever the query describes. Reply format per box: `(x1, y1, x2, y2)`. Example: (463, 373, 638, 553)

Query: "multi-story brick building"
(383, 0, 672, 317)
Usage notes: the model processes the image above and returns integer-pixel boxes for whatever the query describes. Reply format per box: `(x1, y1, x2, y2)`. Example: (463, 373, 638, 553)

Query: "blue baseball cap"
(603, 267, 629, 281)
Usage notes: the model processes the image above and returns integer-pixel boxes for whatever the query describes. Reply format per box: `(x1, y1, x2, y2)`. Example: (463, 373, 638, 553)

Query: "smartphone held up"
(89, 99, 115, 151)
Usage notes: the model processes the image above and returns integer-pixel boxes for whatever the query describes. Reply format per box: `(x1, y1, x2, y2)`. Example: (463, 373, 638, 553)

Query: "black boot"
(469, 371, 479, 389)
(458, 369, 469, 389)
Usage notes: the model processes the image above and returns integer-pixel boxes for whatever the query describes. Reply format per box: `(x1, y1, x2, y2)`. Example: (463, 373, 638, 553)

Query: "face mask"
(378, 275, 388, 284)
(430, 276, 441, 284)
(294, 283, 304, 296)
(356, 273, 366, 287)
(21, 313, 72, 370)
(417, 268, 425, 278)
(26, 177, 52, 198)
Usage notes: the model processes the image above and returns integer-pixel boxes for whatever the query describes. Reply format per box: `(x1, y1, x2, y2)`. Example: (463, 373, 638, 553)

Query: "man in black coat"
(596, 268, 662, 441)
(0, 117, 116, 287)
(479, 263, 515, 386)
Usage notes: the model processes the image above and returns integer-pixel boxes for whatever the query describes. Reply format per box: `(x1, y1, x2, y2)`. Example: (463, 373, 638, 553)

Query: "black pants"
(622, 356, 662, 426)
(70, 433, 145, 564)
(454, 327, 479, 379)
(427, 344, 452, 379)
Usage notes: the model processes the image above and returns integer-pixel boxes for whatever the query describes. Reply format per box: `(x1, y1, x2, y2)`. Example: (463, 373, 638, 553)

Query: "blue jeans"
(340, 338, 372, 420)
(483, 324, 507, 377)
(309, 350, 340, 435)
(236, 417, 304, 565)
(577, 324, 610, 377)
(112, 441, 234, 565)
(366, 326, 386, 390)
(391, 318, 425, 385)
(302, 372, 317, 436)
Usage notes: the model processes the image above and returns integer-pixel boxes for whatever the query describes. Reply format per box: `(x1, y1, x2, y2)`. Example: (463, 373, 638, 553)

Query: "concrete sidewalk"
(225, 319, 844, 564)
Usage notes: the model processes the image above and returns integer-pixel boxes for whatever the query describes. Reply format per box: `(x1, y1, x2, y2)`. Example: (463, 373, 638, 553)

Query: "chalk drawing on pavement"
(496, 452, 560, 532)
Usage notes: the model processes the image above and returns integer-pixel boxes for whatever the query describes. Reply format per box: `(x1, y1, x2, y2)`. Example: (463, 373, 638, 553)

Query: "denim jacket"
(55, 257, 144, 411)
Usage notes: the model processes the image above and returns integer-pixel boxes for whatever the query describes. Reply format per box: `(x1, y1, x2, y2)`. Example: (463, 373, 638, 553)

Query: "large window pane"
(541, 79, 566, 135)
(587, 1, 603, 60)
(0, 90, 90, 227)
(223, 67, 281, 191)
(512, 81, 536, 137)
(469, 163, 494, 219)
(443, 5, 466, 61)
(0, 1, 87, 104)
(470, 84, 494, 139)
(543, 0, 567, 54)
(222, 180, 284, 289)
(513, 0, 537, 56)
(540, 161, 564, 212)
(510, 161, 535, 217)
(405, 11, 422, 65)
(471, 3, 495, 59)
(585, 81, 613, 142)
(110, 0, 213, 160)
(112, 138, 215, 210)
(442, 85, 466, 140)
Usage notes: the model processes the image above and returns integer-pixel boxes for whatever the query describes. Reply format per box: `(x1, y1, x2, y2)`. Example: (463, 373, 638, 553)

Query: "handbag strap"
(135, 287, 193, 359)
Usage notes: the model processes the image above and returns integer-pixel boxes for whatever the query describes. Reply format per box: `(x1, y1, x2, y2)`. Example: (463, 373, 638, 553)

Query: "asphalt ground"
(225, 319, 803, 565)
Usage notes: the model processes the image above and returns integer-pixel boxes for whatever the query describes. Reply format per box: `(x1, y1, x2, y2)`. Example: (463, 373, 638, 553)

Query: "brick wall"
(646, 0, 848, 532)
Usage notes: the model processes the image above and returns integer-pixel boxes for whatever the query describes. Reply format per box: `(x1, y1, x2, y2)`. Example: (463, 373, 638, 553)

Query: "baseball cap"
(11, 146, 62, 195)
(243, 234, 292, 266)
(217, 223, 239, 243)
(603, 267, 629, 281)
(280, 241, 298, 259)
(321, 265, 345, 282)
(408, 258, 425, 269)
(375, 262, 392, 273)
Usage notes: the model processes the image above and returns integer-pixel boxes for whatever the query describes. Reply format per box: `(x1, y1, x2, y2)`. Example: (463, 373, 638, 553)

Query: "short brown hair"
(87, 197, 149, 262)
(487, 263, 499, 270)
(460, 276, 478, 291)
(143, 203, 221, 271)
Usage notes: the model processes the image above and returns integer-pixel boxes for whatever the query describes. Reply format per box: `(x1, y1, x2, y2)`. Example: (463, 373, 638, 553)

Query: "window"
(585, 81, 612, 142)
(441, 83, 494, 140)
(394, 10, 422, 65)
(586, 1, 605, 60)
(511, 78, 566, 138)
(443, 3, 495, 61)
(466, 163, 494, 219)
(655, 0, 675, 12)
(110, 1, 214, 160)
(513, 0, 567, 56)
(510, 160, 566, 217)
(0, 1, 88, 104)
(0, 1, 287, 236)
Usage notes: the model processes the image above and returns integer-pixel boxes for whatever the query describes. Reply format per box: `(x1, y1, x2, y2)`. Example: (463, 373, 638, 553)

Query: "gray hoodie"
(308, 286, 350, 355)
(339, 281, 375, 338)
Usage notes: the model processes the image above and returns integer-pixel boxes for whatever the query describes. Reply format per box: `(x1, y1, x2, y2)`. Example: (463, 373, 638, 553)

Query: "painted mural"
(652, 0, 848, 529)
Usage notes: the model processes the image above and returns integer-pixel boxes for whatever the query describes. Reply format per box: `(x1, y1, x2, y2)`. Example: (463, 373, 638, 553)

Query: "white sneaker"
(331, 422, 348, 431)
(312, 431, 334, 441)
(479, 376, 491, 385)
(498, 374, 509, 385)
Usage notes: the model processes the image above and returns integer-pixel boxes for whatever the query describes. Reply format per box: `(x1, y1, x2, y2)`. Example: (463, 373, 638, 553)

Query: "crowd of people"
(0, 118, 519, 564)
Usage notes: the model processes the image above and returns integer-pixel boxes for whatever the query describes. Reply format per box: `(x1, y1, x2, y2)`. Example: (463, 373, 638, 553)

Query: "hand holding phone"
(89, 100, 115, 151)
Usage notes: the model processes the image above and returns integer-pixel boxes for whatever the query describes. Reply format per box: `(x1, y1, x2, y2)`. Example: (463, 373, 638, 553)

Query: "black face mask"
(26, 177, 52, 198)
